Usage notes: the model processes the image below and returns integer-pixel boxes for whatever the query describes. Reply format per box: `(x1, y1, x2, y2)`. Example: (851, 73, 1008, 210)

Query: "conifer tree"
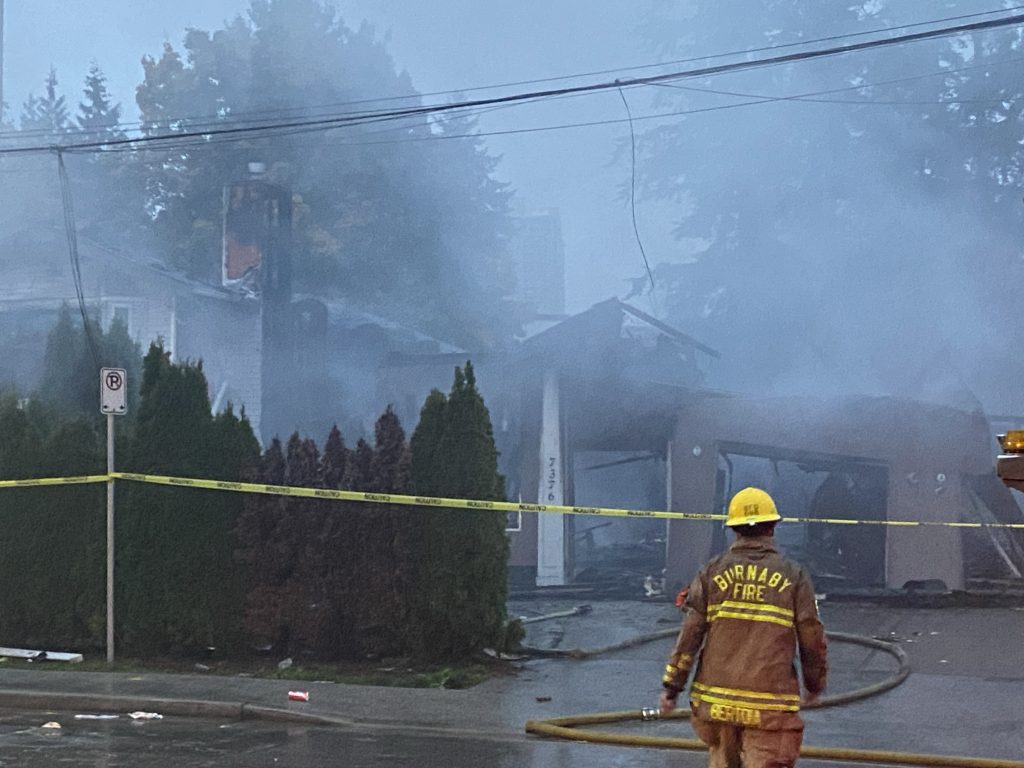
(371, 406, 406, 493)
(71, 62, 139, 242)
(37, 305, 141, 423)
(120, 343, 258, 653)
(321, 426, 348, 487)
(38, 305, 82, 410)
(77, 63, 124, 140)
(20, 68, 70, 135)
(236, 413, 424, 659)
(356, 407, 409, 655)
(409, 362, 509, 657)
(316, 425, 353, 653)
(237, 438, 293, 650)
(345, 438, 374, 490)
(0, 396, 105, 648)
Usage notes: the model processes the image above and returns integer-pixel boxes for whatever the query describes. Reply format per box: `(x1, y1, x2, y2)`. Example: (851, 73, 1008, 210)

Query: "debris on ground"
(482, 648, 528, 661)
(288, 690, 309, 702)
(128, 712, 163, 720)
(873, 631, 914, 644)
(518, 605, 592, 625)
(74, 714, 119, 720)
(643, 574, 665, 598)
(40, 722, 61, 729)
(0, 646, 83, 663)
(277, 657, 293, 670)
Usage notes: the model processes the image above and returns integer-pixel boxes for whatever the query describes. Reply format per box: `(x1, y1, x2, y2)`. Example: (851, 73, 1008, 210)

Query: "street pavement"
(0, 600, 1019, 766)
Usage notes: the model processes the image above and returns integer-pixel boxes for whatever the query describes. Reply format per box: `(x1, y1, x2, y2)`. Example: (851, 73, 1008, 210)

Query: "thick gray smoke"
(4, 0, 1023, 423)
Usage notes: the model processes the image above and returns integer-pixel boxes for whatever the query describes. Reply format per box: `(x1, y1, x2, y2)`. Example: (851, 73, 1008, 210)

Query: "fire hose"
(524, 630, 1024, 768)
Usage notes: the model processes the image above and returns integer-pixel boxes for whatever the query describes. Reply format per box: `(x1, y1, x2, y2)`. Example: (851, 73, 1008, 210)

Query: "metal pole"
(106, 412, 115, 663)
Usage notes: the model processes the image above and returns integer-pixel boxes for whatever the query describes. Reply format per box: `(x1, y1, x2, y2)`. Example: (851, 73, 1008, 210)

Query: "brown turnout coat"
(663, 535, 828, 730)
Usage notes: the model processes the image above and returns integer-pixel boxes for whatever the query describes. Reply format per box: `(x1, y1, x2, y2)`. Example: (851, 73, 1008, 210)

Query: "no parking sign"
(100, 368, 127, 415)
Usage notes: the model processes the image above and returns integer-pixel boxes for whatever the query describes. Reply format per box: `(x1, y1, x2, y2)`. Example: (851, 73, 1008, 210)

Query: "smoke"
(4, 0, 1024, 429)
(622, 0, 1024, 415)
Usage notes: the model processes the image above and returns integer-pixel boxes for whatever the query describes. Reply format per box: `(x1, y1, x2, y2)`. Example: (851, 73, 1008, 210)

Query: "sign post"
(100, 367, 127, 663)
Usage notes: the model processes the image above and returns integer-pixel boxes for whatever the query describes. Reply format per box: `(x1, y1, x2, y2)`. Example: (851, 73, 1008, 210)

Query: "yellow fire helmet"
(726, 487, 782, 528)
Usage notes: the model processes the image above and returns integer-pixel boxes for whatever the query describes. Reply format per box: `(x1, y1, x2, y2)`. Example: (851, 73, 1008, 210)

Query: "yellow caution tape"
(0, 475, 109, 489)
(0, 472, 1021, 528)
(109, 472, 723, 522)
(107, 472, 1024, 529)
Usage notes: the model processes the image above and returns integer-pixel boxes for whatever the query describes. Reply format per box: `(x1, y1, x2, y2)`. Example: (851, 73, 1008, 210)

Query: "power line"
(2, 3, 1021, 143)
(616, 85, 656, 302)
(56, 149, 101, 369)
(72, 52, 1024, 161)
(649, 54, 1024, 106)
(2, 10, 1024, 157)
(49, 48, 1024, 160)
(219, 55, 1022, 154)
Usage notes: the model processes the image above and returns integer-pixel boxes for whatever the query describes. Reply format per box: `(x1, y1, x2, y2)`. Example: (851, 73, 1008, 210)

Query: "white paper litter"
(128, 711, 163, 720)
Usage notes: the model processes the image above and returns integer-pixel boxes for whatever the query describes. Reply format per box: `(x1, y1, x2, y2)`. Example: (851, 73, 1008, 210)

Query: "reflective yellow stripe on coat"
(707, 600, 795, 629)
(691, 682, 800, 712)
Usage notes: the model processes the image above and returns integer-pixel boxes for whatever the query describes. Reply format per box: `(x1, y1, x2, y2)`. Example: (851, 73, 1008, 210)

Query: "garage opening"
(714, 443, 889, 591)
(570, 450, 667, 592)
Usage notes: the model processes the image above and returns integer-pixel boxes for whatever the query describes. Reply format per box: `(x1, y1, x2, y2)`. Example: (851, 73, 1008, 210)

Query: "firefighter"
(659, 487, 828, 768)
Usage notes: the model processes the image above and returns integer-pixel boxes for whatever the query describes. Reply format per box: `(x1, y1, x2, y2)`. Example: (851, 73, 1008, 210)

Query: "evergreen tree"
(119, 343, 258, 654)
(239, 431, 344, 657)
(133, 1, 517, 346)
(0, 396, 105, 648)
(356, 407, 409, 655)
(237, 438, 293, 650)
(38, 305, 82, 410)
(37, 305, 141, 424)
(236, 414, 419, 660)
(69, 62, 140, 243)
(321, 425, 348, 487)
(20, 68, 70, 135)
(77, 63, 124, 140)
(345, 438, 374, 490)
(409, 362, 509, 658)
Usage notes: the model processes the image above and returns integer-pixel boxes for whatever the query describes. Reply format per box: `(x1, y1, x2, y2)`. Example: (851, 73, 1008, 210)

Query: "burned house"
(665, 394, 1024, 593)
(378, 297, 720, 588)
(379, 297, 1024, 595)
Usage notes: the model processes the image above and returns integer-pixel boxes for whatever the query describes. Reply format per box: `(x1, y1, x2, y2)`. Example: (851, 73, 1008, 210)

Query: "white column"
(536, 370, 565, 586)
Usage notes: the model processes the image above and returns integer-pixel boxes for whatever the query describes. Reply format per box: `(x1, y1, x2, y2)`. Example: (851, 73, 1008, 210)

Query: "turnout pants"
(691, 718, 803, 768)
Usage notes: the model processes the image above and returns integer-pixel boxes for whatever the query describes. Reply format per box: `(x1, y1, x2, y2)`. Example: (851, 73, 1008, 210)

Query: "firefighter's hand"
(659, 691, 678, 716)
(801, 691, 820, 707)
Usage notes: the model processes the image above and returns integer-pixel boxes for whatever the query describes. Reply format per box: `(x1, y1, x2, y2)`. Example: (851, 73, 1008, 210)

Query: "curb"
(0, 688, 369, 727)
(0, 689, 522, 743)
(0, 689, 246, 720)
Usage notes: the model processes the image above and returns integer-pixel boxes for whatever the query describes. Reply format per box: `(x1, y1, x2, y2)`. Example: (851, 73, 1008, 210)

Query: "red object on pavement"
(288, 690, 310, 702)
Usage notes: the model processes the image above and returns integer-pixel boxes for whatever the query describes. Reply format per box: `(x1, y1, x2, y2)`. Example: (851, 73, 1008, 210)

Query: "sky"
(2, 0, 681, 315)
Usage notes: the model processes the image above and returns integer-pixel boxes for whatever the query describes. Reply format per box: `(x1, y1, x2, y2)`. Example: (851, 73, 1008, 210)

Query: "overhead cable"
(2, 10, 1024, 157)
(56, 150, 101, 369)
(616, 85, 657, 304)
(74, 54, 1024, 157)
(3, 2, 1022, 143)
